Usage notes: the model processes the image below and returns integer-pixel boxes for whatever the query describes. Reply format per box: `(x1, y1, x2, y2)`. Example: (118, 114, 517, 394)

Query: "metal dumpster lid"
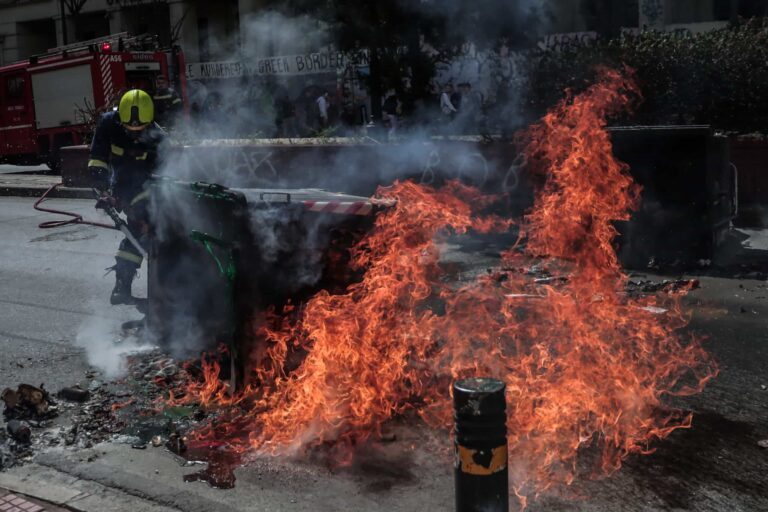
(233, 188, 394, 216)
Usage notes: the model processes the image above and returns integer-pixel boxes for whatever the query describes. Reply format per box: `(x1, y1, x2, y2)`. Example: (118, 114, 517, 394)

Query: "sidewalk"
(0, 172, 91, 199)
(1, 486, 71, 512)
(0, 464, 181, 512)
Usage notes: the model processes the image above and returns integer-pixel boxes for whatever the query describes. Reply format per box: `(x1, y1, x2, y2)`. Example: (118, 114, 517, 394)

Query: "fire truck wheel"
(46, 156, 61, 172)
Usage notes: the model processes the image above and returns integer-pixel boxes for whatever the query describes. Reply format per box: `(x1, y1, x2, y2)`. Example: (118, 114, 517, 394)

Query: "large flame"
(169, 68, 716, 507)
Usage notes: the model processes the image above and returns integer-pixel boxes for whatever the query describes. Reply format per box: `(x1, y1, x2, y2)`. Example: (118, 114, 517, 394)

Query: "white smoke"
(74, 301, 154, 379)
(239, 11, 331, 60)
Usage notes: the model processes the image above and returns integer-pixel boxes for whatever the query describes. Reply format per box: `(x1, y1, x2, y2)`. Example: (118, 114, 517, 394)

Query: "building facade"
(0, 0, 765, 67)
(0, 0, 249, 66)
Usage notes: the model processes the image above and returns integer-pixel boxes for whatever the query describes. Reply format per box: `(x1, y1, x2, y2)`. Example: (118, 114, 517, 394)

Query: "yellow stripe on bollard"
(456, 445, 508, 475)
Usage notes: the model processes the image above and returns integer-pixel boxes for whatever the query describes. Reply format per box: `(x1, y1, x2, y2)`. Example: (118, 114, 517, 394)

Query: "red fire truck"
(0, 32, 187, 169)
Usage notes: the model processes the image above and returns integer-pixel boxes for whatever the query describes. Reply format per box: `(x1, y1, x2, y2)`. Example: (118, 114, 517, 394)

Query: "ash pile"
(0, 384, 56, 470)
(0, 353, 212, 471)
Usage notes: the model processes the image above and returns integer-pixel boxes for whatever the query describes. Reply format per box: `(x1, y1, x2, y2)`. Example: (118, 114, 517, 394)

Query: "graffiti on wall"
(640, 0, 666, 27)
(433, 32, 597, 103)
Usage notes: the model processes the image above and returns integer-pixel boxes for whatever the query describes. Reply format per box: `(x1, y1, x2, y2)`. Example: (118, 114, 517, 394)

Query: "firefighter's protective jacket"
(88, 111, 167, 201)
(153, 86, 182, 127)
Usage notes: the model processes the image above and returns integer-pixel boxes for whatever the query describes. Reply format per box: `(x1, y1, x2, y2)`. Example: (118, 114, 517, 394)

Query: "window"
(6, 75, 25, 101)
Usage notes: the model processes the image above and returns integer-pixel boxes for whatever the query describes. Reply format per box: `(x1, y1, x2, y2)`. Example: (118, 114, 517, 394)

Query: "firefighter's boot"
(110, 262, 137, 305)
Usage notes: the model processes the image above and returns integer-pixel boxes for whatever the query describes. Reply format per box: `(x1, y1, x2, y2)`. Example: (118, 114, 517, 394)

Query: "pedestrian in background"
(152, 76, 182, 130)
(439, 83, 458, 134)
(316, 91, 330, 130)
(382, 92, 401, 139)
(459, 82, 484, 134)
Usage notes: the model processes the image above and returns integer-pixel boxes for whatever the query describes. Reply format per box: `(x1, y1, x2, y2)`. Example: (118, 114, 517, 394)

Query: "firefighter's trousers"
(115, 189, 150, 271)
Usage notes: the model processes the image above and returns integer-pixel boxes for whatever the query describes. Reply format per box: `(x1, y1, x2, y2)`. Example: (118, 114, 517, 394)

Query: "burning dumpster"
(610, 125, 734, 267)
(146, 180, 248, 359)
(145, 178, 378, 384)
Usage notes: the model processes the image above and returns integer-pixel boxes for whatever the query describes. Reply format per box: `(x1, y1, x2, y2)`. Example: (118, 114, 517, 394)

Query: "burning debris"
(141, 68, 717, 508)
(627, 278, 700, 294)
(0, 69, 720, 510)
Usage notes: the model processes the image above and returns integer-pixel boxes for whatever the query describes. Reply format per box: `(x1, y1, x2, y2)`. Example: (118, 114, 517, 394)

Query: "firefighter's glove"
(95, 194, 118, 211)
(89, 166, 110, 192)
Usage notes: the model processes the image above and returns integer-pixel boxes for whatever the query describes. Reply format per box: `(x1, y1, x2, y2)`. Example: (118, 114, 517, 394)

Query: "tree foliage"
(526, 19, 768, 133)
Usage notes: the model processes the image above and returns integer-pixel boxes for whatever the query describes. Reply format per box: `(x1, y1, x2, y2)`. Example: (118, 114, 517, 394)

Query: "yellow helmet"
(118, 89, 154, 130)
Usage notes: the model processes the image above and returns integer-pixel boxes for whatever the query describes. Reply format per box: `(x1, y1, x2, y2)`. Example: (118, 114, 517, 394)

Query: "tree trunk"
(369, 46, 383, 121)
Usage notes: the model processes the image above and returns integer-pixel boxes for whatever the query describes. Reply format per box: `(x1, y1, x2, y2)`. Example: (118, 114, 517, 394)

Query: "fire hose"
(33, 182, 116, 230)
(33, 182, 147, 259)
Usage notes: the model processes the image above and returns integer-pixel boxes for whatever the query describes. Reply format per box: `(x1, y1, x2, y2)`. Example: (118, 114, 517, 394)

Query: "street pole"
(60, 0, 68, 45)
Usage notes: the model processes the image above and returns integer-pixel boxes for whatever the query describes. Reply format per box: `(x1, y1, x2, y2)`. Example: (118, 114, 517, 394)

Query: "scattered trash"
(761, 384, 767, 391)
(758, 439, 768, 449)
(628, 279, 700, 293)
(58, 386, 90, 403)
(167, 431, 187, 454)
(2, 384, 57, 421)
(163, 406, 194, 419)
(113, 435, 142, 445)
(634, 305, 668, 314)
(151, 435, 163, 447)
(6, 420, 31, 444)
(89, 380, 103, 391)
(533, 276, 568, 285)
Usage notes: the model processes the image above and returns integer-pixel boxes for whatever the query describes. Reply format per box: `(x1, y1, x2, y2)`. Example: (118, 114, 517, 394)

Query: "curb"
(0, 463, 181, 512)
(0, 186, 92, 199)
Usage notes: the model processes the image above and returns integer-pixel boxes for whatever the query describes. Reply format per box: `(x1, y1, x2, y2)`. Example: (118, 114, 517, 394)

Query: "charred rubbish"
(1, 384, 58, 422)
(6, 420, 31, 444)
(58, 386, 90, 403)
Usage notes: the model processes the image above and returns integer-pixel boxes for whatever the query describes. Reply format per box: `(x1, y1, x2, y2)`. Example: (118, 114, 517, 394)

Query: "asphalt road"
(0, 197, 141, 391)
(1, 196, 767, 511)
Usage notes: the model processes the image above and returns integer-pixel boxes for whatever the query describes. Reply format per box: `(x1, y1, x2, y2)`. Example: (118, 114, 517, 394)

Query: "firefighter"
(88, 89, 167, 305)
(152, 75, 182, 129)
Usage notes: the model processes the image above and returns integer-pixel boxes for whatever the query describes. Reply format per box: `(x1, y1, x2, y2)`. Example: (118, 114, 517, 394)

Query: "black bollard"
(453, 378, 508, 512)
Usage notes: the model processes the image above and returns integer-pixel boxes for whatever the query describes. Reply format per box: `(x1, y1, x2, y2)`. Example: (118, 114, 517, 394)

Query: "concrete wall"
(60, 129, 747, 264)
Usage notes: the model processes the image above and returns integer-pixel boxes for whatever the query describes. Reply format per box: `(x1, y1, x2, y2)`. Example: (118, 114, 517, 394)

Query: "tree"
(63, 0, 88, 15)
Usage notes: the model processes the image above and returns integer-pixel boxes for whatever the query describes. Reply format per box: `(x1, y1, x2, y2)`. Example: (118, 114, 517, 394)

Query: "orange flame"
(111, 397, 135, 412)
(171, 68, 716, 507)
